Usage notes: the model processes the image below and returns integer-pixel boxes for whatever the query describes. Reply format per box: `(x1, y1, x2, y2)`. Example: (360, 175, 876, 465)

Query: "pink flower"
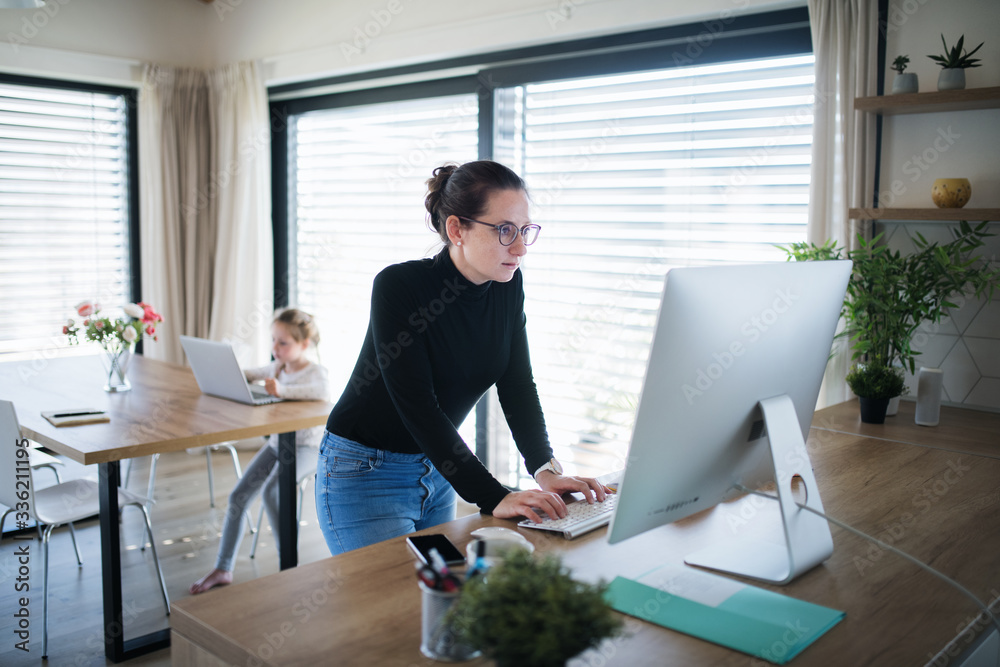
(145, 325, 155, 336)
(95, 320, 105, 330)
(62, 325, 69, 334)
(138, 301, 163, 324)
(75, 301, 98, 318)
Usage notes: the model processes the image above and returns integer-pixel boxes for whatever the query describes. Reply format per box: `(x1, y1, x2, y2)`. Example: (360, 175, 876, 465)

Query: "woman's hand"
(536, 472, 610, 504)
(492, 489, 568, 524)
(263, 377, 283, 397)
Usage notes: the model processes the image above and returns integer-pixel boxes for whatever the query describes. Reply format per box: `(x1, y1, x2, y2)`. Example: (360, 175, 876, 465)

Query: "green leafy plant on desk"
(447, 549, 622, 667)
(781, 221, 998, 423)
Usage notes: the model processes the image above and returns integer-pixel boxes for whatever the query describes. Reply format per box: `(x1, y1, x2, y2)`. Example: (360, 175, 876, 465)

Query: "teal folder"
(606, 566, 844, 664)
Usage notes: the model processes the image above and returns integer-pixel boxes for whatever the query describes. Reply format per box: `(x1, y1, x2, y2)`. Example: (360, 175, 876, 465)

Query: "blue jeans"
(315, 431, 456, 556)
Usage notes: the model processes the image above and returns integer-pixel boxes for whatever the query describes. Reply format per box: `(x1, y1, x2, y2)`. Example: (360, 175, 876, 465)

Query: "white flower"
(122, 327, 138, 343)
(123, 303, 145, 319)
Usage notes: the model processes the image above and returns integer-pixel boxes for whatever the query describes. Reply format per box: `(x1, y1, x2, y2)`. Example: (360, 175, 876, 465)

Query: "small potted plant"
(890, 55, 918, 94)
(447, 549, 623, 667)
(846, 363, 906, 424)
(927, 34, 983, 91)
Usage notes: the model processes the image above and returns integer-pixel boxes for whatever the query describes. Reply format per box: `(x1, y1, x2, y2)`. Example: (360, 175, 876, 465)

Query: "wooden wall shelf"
(854, 86, 1000, 115)
(848, 207, 1000, 221)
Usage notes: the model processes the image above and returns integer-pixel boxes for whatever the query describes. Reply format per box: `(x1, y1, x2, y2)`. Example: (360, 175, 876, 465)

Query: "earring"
(457, 241, 462, 246)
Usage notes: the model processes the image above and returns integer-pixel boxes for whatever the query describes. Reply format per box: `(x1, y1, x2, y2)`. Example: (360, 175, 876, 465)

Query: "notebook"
(179, 335, 284, 406)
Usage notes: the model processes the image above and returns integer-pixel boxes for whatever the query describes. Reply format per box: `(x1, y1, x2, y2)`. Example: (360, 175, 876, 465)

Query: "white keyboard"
(518, 493, 618, 539)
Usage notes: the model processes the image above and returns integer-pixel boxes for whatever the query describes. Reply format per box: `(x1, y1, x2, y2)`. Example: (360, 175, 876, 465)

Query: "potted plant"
(890, 55, 918, 94)
(447, 549, 623, 667)
(846, 363, 906, 424)
(781, 221, 999, 417)
(927, 34, 983, 91)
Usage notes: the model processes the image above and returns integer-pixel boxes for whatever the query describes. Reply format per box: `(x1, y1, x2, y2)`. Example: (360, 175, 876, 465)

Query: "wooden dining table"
(0, 353, 333, 662)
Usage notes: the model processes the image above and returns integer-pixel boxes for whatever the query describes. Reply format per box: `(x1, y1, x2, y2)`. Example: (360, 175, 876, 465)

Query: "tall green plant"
(781, 221, 999, 373)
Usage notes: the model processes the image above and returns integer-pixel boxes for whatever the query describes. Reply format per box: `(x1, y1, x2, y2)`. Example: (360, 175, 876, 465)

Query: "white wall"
(881, 0, 1000, 411)
(0, 0, 801, 86)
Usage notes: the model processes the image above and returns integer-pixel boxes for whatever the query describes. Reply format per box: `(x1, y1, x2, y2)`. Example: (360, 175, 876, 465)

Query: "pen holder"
(419, 582, 480, 662)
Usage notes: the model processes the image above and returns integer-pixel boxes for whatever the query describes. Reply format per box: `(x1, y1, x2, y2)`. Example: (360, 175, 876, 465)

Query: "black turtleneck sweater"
(326, 248, 553, 513)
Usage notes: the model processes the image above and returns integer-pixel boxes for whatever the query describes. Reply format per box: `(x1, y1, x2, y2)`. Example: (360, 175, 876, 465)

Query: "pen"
(467, 539, 489, 579)
(428, 549, 460, 591)
(52, 410, 105, 418)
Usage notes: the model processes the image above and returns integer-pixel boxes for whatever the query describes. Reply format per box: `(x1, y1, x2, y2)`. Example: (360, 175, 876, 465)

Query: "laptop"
(179, 335, 284, 406)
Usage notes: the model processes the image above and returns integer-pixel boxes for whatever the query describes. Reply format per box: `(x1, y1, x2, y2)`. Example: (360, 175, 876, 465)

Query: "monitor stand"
(684, 394, 834, 585)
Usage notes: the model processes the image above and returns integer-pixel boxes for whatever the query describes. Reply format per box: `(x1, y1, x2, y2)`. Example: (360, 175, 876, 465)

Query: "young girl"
(190, 308, 329, 594)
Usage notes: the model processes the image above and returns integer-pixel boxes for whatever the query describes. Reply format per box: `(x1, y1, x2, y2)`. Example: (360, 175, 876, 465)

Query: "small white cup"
(465, 527, 534, 569)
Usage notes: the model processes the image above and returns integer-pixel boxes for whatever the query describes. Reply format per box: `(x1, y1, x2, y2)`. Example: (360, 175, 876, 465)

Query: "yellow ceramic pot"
(931, 178, 971, 208)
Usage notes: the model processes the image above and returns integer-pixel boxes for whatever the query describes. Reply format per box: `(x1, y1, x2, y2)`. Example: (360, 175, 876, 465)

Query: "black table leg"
(278, 431, 298, 570)
(99, 461, 170, 662)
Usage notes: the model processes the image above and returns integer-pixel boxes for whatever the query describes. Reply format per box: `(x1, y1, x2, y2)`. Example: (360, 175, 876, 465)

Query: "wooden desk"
(0, 354, 333, 662)
(170, 403, 1000, 666)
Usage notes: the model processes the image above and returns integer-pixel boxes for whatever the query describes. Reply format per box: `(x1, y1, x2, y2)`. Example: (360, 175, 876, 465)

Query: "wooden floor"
(0, 443, 475, 666)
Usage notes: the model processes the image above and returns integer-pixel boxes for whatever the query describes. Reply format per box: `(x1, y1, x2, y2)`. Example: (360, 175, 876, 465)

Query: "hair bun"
(425, 163, 459, 230)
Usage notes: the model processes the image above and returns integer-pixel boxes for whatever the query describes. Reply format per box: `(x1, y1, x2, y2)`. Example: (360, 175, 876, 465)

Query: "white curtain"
(139, 62, 272, 365)
(807, 0, 879, 407)
(206, 62, 273, 365)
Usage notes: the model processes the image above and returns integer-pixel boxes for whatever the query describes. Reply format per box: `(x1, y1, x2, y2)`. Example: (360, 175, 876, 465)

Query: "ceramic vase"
(937, 68, 966, 91)
(891, 73, 918, 94)
(931, 178, 972, 208)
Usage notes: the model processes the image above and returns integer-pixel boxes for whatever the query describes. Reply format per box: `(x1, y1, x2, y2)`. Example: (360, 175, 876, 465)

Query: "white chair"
(248, 472, 312, 559)
(0, 400, 170, 659)
(0, 445, 79, 556)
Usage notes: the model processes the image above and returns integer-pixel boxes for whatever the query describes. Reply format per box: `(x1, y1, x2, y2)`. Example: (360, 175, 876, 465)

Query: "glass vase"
(101, 345, 134, 392)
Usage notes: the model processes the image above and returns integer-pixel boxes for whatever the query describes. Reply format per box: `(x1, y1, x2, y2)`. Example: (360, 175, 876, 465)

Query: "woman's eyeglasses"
(459, 217, 541, 246)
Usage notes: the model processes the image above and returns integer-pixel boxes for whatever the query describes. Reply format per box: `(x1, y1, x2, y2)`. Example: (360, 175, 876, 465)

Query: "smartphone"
(406, 533, 465, 567)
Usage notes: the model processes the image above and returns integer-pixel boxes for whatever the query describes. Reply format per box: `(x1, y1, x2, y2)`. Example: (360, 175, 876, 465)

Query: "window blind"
(288, 93, 479, 399)
(495, 55, 815, 480)
(0, 81, 131, 355)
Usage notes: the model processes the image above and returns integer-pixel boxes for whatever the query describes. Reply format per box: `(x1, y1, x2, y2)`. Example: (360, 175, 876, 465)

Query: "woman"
(316, 160, 608, 555)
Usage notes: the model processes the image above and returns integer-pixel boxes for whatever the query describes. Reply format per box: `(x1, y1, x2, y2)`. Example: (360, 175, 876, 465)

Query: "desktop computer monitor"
(606, 259, 852, 585)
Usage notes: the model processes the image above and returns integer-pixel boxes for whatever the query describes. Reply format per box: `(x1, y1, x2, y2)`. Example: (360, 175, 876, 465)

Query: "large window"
(277, 12, 813, 486)
(496, 55, 815, 482)
(0, 77, 135, 356)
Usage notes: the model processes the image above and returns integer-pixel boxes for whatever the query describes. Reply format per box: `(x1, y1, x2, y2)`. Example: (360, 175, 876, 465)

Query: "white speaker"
(915, 367, 943, 427)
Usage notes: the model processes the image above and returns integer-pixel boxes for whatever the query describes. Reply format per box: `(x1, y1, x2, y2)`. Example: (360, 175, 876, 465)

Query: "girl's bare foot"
(189, 568, 233, 594)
